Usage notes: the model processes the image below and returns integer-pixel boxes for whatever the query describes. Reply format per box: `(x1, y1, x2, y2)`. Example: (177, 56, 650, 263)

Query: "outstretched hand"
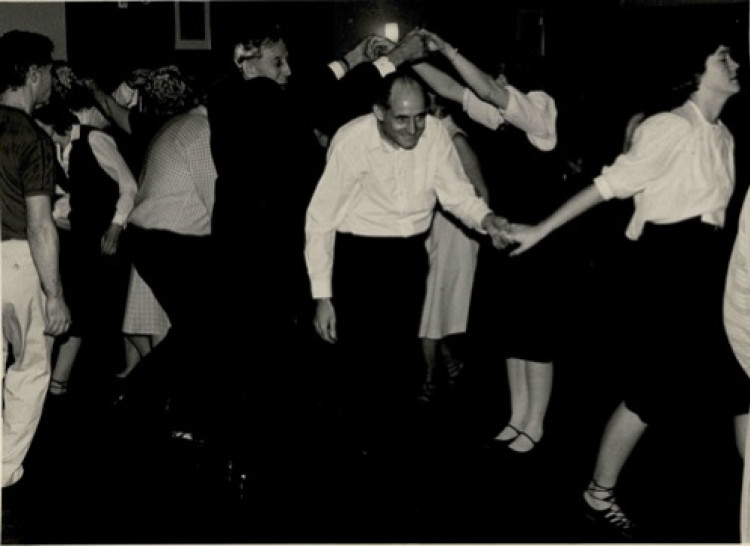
(505, 223, 546, 256)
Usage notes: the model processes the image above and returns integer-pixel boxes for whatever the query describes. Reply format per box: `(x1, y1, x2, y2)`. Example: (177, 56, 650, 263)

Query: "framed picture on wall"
(174, 1, 211, 50)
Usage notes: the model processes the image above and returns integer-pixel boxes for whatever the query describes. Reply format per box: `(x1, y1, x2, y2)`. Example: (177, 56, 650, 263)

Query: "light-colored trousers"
(2, 240, 53, 487)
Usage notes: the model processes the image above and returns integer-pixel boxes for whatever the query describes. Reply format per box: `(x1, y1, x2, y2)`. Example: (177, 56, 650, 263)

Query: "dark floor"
(1, 321, 745, 544)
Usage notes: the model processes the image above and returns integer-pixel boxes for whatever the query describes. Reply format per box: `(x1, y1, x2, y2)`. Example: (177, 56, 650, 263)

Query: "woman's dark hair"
(0, 30, 54, 93)
(34, 101, 78, 135)
(658, 21, 742, 107)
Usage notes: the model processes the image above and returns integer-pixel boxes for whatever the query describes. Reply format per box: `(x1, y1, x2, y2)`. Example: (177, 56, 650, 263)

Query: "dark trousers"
(332, 232, 428, 444)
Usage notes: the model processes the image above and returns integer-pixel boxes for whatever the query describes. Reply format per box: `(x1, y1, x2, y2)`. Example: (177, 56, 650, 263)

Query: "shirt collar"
(367, 114, 400, 153)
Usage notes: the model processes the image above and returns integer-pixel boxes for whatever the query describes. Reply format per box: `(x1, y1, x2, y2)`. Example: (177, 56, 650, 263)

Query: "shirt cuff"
(593, 176, 615, 201)
(311, 280, 332, 300)
(373, 56, 396, 78)
(328, 60, 347, 80)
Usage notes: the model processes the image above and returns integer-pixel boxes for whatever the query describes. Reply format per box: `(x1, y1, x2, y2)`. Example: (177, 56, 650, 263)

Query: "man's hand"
(386, 28, 429, 67)
(364, 35, 396, 62)
(482, 213, 513, 250)
(313, 298, 337, 344)
(100, 223, 123, 256)
(44, 295, 71, 336)
(345, 35, 395, 69)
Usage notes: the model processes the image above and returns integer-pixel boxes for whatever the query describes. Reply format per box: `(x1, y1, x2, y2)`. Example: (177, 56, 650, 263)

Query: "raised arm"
(421, 30, 510, 110)
(83, 79, 133, 135)
(412, 62, 465, 104)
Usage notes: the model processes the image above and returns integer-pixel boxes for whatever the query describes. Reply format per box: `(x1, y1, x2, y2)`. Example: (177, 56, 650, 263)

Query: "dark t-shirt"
(0, 105, 56, 241)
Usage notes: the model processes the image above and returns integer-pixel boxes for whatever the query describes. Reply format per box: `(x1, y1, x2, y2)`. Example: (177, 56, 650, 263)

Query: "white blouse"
(461, 85, 557, 151)
(594, 100, 735, 240)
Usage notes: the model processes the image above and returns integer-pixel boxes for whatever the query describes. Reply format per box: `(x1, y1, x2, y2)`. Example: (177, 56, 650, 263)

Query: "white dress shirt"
(594, 100, 734, 240)
(305, 113, 492, 299)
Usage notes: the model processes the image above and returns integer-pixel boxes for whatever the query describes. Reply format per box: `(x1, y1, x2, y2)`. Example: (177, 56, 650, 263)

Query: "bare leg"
(421, 337, 439, 386)
(118, 334, 153, 379)
(735, 412, 748, 459)
(495, 357, 528, 441)
(585, 401, 647, 506)
(441, 338, 464, 388)
(418, 337, 440, 402)
(508, 360, 552, 452)
(50, 335, 82, 395)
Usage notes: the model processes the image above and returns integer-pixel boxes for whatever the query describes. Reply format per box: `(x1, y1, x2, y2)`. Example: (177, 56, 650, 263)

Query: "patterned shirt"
(128, 106, 216, 236)
(0, 105, 56, 241)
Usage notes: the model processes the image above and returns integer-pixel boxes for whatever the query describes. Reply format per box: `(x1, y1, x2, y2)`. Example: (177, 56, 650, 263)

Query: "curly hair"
(141, 65, 197, 117)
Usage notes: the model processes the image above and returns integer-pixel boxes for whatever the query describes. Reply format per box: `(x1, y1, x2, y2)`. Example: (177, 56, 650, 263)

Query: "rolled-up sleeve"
(462, 88, 503, 130)
(503, 88, 557, 151)
(462, 86, 557, 151)
(594, 113, 690, 201)
(88, 130, 137, 225)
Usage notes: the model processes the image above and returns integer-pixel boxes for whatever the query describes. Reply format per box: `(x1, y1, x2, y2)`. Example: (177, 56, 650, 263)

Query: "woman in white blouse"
(508, 34, 743, 537)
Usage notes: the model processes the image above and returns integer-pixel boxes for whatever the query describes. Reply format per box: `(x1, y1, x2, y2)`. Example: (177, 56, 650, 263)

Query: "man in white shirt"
(304, 71, 509, 449)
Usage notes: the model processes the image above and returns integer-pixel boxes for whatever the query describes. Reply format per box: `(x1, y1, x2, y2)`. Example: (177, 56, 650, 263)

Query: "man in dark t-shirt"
(0, 30, 70, 488)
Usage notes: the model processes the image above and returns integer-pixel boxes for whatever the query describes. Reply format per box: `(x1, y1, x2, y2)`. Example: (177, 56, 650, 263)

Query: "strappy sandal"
(583, 480, 636, 538)
(49, 378, 69, 396)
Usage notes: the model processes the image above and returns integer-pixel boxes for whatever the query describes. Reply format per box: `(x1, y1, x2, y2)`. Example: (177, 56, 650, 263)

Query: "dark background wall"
(61, 0, 748, 101)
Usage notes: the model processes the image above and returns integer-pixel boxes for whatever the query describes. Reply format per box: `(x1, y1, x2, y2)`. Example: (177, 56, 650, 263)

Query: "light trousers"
(2, 240, 53, 487)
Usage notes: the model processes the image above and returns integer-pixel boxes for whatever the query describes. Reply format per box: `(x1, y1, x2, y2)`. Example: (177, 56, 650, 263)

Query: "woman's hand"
(506, 223, 546, 256)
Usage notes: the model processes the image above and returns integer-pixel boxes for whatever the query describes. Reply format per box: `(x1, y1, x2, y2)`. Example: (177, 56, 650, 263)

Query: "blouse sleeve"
(594, 112, 691, 201)
(462, 86, 557, 151)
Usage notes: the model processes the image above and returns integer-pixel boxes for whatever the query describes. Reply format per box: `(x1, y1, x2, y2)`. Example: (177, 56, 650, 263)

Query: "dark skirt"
(619, 218, 749, 422)
(61, 228, 129, 338)
(468, 231, 574, 364)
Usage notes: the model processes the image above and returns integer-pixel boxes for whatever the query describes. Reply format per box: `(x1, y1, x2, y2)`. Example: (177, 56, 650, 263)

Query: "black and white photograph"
(1, 0, 749, 543)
